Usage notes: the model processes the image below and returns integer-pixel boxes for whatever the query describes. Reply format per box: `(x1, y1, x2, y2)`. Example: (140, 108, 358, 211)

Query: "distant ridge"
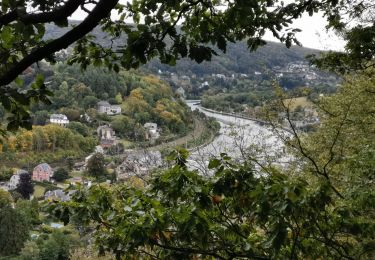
(46, 21, 321, 76)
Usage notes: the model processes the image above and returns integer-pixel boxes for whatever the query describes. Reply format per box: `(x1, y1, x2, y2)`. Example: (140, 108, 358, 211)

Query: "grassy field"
(33, 185, 46, 198)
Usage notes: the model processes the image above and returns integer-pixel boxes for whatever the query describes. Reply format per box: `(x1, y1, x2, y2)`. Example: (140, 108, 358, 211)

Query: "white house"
(49, 114, 69, 126)
(8, 175, 20, 190)
(97, 101, 121, 115)
(8, 169, 28, 190)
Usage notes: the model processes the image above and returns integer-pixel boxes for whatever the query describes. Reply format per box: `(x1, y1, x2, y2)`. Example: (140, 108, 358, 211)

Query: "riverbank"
(150, 114, 220, 152)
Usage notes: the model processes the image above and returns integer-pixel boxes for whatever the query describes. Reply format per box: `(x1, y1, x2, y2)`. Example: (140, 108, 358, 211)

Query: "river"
(185, 100, 290, 174)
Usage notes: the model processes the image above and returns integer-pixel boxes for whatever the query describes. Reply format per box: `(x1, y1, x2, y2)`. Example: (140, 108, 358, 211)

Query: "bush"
(52, 168, 70, 182)
(0, 167, 13, 182)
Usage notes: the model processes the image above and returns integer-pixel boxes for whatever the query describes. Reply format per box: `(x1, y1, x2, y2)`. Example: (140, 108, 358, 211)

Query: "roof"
(35, 163, 52, 172)
(50, 114, 68, 120)
(144, 122, 157, 128)
(97, 100, 111, 106)
(15, 169, 28, 175)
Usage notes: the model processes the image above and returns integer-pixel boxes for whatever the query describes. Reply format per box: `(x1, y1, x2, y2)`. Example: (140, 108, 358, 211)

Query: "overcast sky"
(70, 4, 346, 52)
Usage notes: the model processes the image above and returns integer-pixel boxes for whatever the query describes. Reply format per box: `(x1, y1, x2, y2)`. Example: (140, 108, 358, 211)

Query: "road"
(185, 100, 290, 174)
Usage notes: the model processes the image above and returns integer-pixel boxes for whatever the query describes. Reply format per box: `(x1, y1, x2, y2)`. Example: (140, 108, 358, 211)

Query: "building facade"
(32, 163, 53, 182)
(97, 101, 122, 115)
(49, 114, 69, 126)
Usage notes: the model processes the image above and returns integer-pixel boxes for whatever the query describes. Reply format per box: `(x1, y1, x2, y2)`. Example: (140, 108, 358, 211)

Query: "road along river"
(185, 100, 291, 174)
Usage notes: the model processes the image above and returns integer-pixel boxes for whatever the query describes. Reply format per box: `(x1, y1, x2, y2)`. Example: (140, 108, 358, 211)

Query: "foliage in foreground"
(50, 73, 375, 259)
(51, 152, 372, 259)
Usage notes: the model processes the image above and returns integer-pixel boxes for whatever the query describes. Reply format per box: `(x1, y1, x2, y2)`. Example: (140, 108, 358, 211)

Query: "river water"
(185, 100, 290, 174)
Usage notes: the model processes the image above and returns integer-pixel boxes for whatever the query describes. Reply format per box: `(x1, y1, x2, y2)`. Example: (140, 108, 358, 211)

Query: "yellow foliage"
(142, 75, 162, 86)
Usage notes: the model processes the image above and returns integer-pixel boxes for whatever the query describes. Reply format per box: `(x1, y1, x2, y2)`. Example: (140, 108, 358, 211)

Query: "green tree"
(33, 110, 49, 126)
(86, 153, 106, 180)
(0, 206, 30, 257)
(20, 240, 40, 260)
(0, 189, 13, 208)
(55, 148, 374, 259)
(66, 157, 75, 171)
(60, 107, 81, 121)
(16, 198, 40, 226)
(67, 121, 89, 136)
(82, 95, 99, 110)
(115, 93, 123, 104)
(53, 168, 70, 182)
(38, 229, 80, 260)
(0, 166, 13, 181)
(16, 173, 34, 200)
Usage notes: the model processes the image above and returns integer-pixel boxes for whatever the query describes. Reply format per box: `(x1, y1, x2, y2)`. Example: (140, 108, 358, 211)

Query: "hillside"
(46, 21, 320, 76)
(144, 41, 319, 76)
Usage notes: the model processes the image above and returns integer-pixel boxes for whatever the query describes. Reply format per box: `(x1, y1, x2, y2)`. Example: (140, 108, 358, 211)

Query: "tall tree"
(16, 173, 34, 200)
(86, 152, 106, 180)
(0, 206, 30, 257)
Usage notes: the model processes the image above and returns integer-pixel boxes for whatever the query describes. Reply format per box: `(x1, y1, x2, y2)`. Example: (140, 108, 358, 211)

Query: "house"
(116, 150, 162, 180)
(44, 189, 75, 202)
(200, 81, 209, 89)
(144, 122, 160, 140)
(97, 101, 122, 115)
(49, 114, 69, 126)
(32, 163, 53, 182)
(97, 125, 116, 148)
(8, 169, 28, 190)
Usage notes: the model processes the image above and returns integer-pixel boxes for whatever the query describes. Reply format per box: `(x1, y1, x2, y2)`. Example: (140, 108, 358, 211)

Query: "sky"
(70, 3, 346, 52)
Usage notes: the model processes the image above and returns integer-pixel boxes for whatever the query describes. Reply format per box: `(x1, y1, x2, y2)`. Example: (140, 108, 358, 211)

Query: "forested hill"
(144, 41, 319, 76)
(46, 21, 320, 76)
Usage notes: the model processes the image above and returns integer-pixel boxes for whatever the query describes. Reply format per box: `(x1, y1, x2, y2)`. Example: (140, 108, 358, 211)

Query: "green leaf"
(14, 77, 24, 86)
(208, 159, 220, 169)
(1, 25, 13, 48)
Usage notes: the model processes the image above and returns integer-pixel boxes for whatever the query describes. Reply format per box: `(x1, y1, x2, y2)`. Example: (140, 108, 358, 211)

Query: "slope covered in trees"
(45, 22, 318, 76)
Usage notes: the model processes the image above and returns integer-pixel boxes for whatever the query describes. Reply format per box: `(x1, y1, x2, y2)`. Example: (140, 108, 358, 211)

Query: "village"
(0, 100, 165, 202)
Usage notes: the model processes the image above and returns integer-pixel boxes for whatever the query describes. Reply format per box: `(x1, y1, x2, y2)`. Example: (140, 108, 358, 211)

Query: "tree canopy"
(1, 0, 374, 130)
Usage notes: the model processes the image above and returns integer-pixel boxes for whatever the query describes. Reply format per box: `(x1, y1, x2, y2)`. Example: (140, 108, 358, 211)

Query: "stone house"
(44, 189, 75, 202)
(97, 125, 116, 148)
(97, 101, 121, 115)
(32, 163, 53, 182)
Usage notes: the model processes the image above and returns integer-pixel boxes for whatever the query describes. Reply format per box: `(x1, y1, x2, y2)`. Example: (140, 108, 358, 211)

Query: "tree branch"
(0, 0, 119, 87)
(0, 0, 85, 27)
